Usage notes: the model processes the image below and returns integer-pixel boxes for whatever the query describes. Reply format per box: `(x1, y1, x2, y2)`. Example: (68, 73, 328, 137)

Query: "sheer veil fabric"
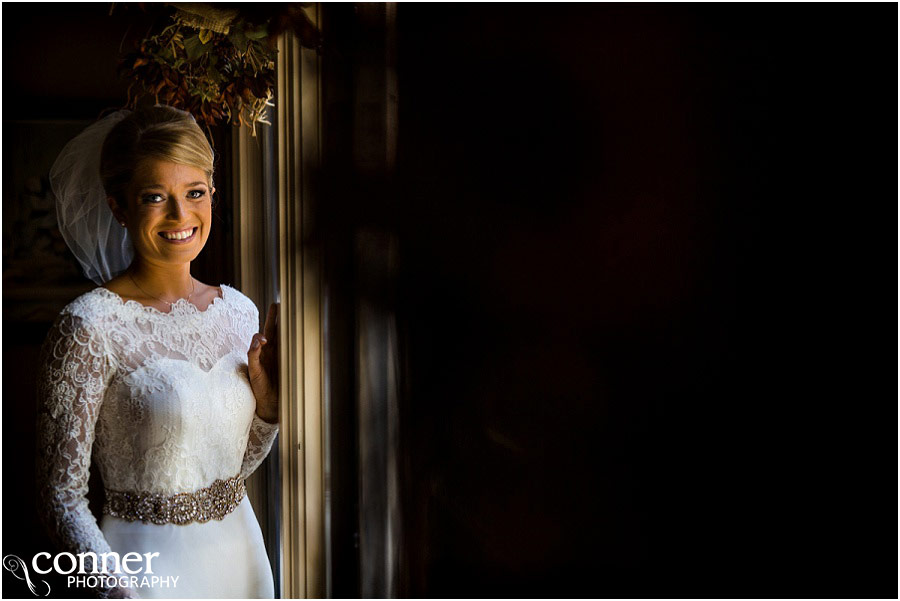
(49, 110, 134, 285)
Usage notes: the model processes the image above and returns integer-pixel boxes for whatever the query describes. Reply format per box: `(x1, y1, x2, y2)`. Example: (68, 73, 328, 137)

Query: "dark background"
(392, 4, 897, 598)
(395, 4, 763, 596)
(3, 3, 897, 599)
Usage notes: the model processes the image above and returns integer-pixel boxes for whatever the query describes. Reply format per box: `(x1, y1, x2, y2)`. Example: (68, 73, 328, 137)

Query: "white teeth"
(161, 228, 194, 240)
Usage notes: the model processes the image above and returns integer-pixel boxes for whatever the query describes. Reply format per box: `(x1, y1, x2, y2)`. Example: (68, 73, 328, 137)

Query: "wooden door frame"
(232, 7, 326, 598)
(275, 10, 326, 599)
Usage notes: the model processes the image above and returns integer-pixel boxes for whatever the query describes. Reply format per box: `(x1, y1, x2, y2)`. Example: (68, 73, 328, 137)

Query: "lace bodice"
(35, 284, 279, 597)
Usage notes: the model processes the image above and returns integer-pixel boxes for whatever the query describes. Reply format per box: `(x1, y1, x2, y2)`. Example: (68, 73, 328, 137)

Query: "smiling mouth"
(159, 227, 198, 242)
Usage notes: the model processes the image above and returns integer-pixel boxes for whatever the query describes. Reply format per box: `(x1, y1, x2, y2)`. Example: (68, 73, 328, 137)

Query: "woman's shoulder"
(58, 287, 120, 325)
(43, 288, 120, 349)
(220, 284, 259, 318)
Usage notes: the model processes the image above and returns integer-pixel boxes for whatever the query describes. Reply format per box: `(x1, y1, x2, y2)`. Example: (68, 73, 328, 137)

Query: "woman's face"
(114, 159, 214, 267)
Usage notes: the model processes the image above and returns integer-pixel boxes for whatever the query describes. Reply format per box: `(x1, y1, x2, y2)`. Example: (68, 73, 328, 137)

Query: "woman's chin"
(135, 246, 205, 266)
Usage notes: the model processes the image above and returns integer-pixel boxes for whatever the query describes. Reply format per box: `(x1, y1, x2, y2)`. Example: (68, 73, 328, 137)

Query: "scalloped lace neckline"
(94, 283, 231, 317)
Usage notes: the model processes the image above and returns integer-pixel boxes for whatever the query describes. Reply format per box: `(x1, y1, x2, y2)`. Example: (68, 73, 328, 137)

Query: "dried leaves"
(119, 18, 276, 134)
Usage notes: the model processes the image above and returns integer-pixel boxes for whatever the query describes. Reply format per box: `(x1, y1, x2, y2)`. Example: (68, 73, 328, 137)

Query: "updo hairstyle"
(100, 106, 215, 207)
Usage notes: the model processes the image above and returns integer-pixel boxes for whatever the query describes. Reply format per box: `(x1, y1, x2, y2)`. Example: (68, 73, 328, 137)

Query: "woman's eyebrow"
(137, 181, 208, 191)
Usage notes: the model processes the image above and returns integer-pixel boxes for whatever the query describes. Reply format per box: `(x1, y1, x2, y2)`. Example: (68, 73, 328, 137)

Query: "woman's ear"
(106, 196, 126, 227)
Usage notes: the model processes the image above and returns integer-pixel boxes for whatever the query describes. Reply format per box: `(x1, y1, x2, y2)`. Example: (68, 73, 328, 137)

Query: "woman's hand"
(248, 302, 280, 423)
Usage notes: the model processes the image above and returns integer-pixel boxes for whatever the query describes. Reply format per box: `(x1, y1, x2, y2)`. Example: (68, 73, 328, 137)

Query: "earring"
(120, 222, 126, 227)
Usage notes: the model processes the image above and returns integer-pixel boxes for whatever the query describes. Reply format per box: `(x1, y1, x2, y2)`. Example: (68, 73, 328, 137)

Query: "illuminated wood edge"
(276, 9, 326, 598)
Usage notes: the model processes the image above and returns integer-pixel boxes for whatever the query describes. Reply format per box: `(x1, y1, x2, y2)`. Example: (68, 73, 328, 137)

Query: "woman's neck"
(125, 260, 195, 301)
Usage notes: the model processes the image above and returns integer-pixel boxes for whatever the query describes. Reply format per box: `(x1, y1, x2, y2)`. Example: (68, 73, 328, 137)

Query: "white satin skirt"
(100, 496, 274, 599)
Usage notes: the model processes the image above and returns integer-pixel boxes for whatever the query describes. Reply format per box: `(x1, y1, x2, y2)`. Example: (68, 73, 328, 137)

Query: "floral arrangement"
(118, 5, 277, 134)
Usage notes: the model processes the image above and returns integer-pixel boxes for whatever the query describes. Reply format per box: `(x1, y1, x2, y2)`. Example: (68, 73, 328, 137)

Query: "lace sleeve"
(240, 415, 279, 479)
(237, 294, 279, 480)
(35, 311, 136, 599)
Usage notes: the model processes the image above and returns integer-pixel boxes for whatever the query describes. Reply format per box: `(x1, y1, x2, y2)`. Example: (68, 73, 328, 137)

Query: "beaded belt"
(103, 474, 246, 525)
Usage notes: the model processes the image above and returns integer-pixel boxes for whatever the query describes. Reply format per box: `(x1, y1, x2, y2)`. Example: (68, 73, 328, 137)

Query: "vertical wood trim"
(302, 5, 326, 598)
(277, 27, 302, 600)
(232, 128, 263, 300)
(277, 6, 326, 598)
(231, 117, 269, 546)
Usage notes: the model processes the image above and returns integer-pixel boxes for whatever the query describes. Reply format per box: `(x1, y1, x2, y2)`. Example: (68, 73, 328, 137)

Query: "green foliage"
(120, 18, 276, 134)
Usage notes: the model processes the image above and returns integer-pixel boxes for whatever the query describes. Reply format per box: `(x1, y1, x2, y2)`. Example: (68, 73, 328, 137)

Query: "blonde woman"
(37, 106, 279, 598)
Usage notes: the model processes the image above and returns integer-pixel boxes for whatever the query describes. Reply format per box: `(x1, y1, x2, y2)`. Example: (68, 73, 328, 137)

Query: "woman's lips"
(158, 226, 198, 244)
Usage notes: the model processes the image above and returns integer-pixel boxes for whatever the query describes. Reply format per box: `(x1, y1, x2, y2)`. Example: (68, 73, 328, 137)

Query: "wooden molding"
(276, 9, 326, 598)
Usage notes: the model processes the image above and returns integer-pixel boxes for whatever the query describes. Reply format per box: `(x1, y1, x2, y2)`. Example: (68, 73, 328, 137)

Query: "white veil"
(50, 110, 134, 285)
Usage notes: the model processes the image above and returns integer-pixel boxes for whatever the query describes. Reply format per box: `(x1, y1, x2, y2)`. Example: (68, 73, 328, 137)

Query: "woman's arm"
(241, 301, 280, 479)
(36, 311, 136, 599)
(239, 415, 280, 479)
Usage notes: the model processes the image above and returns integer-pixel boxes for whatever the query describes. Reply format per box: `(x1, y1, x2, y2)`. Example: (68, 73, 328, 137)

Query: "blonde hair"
(100, 106, 214, 206)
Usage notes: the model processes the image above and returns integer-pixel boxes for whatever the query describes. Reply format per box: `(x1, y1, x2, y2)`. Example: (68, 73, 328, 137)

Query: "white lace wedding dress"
(36, 284, 279, 599)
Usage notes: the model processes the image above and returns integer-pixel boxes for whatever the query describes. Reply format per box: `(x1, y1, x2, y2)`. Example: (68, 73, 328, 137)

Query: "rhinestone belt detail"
(103, 474, 246, 525)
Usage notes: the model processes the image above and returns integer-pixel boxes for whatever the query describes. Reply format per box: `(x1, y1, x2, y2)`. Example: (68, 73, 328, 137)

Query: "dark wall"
(3, 5, 133, 595)
(395, 4, 896, 598)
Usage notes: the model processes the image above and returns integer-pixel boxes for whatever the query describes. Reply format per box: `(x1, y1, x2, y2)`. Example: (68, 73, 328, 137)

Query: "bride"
(36, 106, 280, 598)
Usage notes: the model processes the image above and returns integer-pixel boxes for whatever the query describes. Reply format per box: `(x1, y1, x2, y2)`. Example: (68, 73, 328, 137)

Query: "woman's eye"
(187, 189, 206, 200)
(143, 194, 165, 204)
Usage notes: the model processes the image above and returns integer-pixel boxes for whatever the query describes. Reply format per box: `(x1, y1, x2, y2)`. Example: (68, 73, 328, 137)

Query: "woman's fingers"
(248, 333, 265, 376)
(250, 303, 279, 388)
(250, 332, 266, 351)
(263, 302, 278, 342)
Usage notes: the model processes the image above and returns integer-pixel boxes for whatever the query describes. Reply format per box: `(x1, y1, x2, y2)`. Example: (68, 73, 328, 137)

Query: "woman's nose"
(166, 197, 186, 220)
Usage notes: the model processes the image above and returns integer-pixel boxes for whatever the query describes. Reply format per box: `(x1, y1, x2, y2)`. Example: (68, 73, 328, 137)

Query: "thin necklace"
(128, 272, 195, 308)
